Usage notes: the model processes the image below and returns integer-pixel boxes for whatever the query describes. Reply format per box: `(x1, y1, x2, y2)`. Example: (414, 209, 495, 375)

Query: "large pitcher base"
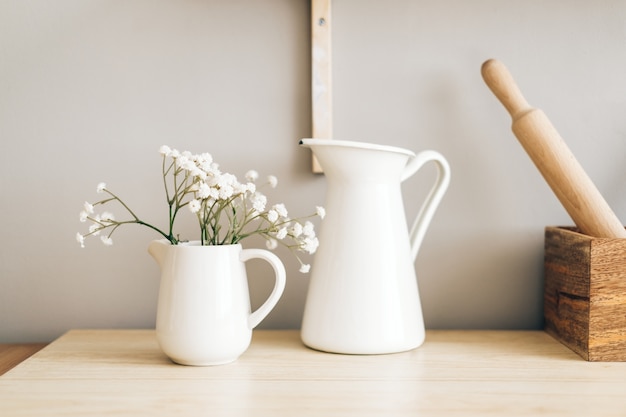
(300, 332, 426, 355)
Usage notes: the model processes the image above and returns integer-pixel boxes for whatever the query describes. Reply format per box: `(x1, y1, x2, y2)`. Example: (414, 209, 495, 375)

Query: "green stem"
(103, 190, 141, 221)
(136, 220, 177, 244)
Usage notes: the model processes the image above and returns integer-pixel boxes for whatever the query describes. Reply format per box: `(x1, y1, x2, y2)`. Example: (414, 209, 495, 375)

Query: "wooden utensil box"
(544, 226, 626, 361)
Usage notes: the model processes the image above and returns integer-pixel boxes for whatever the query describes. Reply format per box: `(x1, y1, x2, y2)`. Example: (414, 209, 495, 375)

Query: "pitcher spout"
(299, 138, 415, 180)
(148, 239, 170, 268)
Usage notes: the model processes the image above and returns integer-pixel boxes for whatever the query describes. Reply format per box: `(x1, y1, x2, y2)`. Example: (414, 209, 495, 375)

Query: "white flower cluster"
(159, 145, 323, 270)
(77, 199, 115, 247)
(77, 145, 325, 273)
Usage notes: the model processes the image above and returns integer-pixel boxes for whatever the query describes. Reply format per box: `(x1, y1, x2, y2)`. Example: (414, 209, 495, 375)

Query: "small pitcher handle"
(402, 150, 451, 261)
(240, 248, 287, 329)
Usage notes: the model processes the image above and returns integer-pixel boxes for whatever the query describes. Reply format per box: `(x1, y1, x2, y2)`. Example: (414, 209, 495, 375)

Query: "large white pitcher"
(299, 139, 450, 354)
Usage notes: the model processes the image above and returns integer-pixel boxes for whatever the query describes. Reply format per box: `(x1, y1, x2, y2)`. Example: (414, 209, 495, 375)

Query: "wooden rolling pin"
(481, 59, 626, 238)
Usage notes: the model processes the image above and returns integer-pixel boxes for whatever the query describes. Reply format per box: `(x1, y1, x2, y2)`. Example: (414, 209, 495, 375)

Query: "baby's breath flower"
(159, 145, 171, 156)
(266, 238, 278, 250)
(245, 170, 259, 182)
(197, 152, 212, 164)
(189, 199, 201, 213)
(299, 264, 311, 273)
(197, 183, 211, 199)
(233, 182, 249, 195)
(267, 209, 279, 223)
(302, 236, 319, 254)
(302, 221, 315, 237)
(176, 156, 190, 169)
(218, 185, 234, 200)
(101, 236, 113, 246)
(83, 202, 94, 214)
(222, 173, 239, 190)
(191, 168, 207, 180)
(89, 224, 101, 236)
(267, 175, 278, 188)
(96, 183, 106, 193)
(273, 203, 288, 218)
(76, 232, 85, 248)
(182, 160, 196, 171)
(208, 187, 219, 200)
(290, 222, 303, 237)
(202, 161, 218, 174)
(252, 193, 267, 213)
(100, 212, 115, 222)
(79, 211, 88, 222)
(276, 227, 288, 240)
(316, 206, 326, 219)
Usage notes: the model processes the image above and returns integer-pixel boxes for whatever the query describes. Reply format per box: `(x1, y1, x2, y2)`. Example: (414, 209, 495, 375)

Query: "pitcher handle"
(402, 150, 451, 261)
(240, 248, 287, 329)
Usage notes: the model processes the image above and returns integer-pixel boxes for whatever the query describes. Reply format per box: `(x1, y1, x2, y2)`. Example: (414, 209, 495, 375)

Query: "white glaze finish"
(148, 241, 285, 365)
(300, 139, 450, 354)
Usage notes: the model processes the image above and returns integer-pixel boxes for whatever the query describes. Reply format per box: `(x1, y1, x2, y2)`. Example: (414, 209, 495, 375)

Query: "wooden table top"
(1, 329, 626, 416)
(0, 343, 47, 376)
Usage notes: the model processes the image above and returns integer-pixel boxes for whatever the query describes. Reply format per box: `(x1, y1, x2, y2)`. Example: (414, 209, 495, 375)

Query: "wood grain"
(0, 343, 47, 376)
(310, 0, 332, 173)
(482, 59, 626, 239)
(544, 226, 626, 361)
(3, 329, 626, 416)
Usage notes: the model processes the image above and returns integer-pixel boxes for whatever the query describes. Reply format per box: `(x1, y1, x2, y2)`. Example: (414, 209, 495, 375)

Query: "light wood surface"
(0, 343, 47, 376)
(481, 59, 626, 239)
(2, 330, 626, 416)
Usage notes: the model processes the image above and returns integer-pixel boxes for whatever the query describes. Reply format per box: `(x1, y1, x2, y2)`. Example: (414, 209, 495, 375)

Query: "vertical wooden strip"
(311, 0, 332, 173)
(588, 238, 626, 361)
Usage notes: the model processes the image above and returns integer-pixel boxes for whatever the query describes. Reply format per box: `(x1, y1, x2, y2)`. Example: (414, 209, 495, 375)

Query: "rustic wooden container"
(544, 226, 626, 361)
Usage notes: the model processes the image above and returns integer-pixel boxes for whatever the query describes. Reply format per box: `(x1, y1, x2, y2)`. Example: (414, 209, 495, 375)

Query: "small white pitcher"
(148, 240, 286, 365)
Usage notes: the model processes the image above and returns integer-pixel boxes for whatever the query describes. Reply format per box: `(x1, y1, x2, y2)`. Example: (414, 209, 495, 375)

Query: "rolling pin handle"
(481, 59, 531, 119)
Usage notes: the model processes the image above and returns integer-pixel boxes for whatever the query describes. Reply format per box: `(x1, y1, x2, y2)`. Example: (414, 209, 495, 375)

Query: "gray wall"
(2, 0, 626, 342)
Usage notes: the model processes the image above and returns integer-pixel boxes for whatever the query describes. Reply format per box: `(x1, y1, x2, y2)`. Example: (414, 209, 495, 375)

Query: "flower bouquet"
(77, 145, 324, 273)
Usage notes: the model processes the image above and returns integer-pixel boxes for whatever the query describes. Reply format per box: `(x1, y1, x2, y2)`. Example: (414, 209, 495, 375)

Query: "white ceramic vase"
(148, 240, 286, 366)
